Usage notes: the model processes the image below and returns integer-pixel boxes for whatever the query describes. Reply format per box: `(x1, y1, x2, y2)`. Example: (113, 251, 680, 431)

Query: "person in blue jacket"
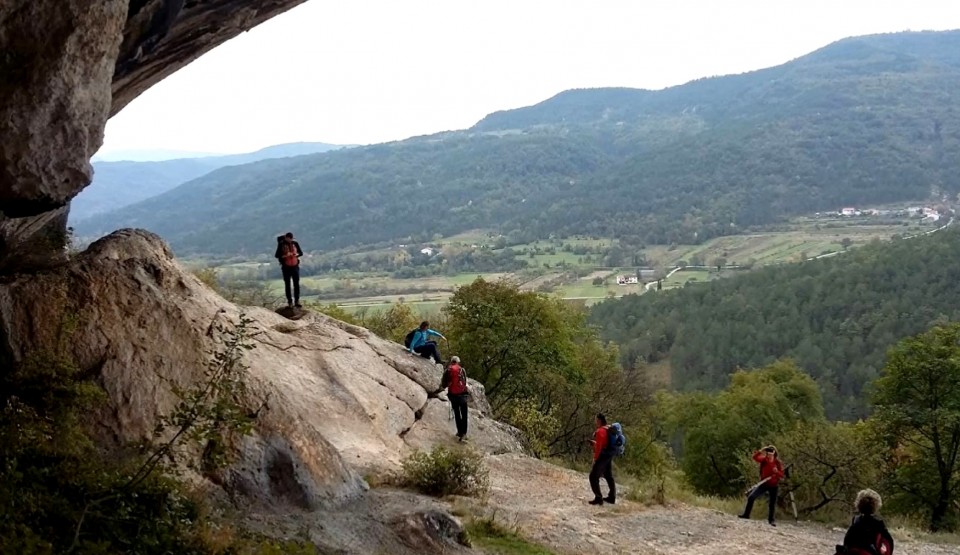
(408, 321, 446, 364)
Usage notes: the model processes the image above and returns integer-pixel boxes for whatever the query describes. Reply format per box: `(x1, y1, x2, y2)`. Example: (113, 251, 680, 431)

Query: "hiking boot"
(458, 435, 469, 443)
(294, 302, 302, 308)
(768, 521, 776, 527)
(604, 496, 616, 504)
(737, 514, 750, 519)
(588, 498, 604, 506)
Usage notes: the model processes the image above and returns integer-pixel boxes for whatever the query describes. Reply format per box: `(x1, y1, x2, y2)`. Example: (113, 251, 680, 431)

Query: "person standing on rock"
(588, 413, 616, 505)
(738, 445, 784, 526)
(275, 232, 303, 308)
(441, 356, 470, 441)
(408, 321, 446, 364)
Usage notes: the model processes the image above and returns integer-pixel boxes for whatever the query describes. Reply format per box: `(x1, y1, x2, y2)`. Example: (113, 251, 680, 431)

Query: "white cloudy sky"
(99, 0, 960, 156)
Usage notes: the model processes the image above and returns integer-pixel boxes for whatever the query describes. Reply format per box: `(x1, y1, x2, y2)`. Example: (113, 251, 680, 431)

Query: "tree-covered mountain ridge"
(75, 30, 960, 256)
(589, 226, 960, 420)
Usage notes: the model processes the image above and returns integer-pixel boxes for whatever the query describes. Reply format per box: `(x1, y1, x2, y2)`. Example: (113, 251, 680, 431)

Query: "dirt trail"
(476, 454, 956, 555)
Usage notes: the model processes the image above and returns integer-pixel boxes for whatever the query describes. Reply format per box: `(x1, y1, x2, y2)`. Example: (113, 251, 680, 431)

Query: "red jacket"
(593, 426, 609, 461)
(753, 451, 784, 486)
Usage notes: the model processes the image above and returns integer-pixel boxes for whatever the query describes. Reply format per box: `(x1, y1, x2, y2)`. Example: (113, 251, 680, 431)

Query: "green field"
(210, 213, 945, 314)
(644, 218, 934, 269)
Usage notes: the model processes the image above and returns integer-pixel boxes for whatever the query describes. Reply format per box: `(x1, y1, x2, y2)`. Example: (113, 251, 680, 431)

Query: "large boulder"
(0, 229, 521, 507)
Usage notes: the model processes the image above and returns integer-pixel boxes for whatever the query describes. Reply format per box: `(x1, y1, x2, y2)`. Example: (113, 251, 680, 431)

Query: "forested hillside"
(70, 142, 343, 222)
(589, 227, 960, 419)
(75, 31, 960, 255)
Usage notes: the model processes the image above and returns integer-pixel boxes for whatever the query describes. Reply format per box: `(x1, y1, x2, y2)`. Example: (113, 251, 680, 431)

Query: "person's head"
(284, 232, 294, 242)
(596, 412, 607, 427)
(855, 489, 882, 515)
(419, 321, 429, 330)
(451, 355, 460, 365)
(763, 445, 778, 461)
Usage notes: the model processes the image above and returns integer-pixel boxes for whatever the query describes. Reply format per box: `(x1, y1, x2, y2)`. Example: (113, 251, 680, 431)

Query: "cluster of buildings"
(838, 206, 942, 222)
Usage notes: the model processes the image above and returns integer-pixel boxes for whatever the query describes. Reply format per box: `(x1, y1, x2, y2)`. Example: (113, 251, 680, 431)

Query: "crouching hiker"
(588, 413, 625, 506)
(739, 445, 784, 526)
(441, 356, 470, 441)
(405, 321, 446, 364)
(835, 489, 894, 555)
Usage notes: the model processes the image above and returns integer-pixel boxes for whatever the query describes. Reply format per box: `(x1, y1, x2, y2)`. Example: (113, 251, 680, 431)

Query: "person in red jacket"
(739, 445, 784, 526)
(440, 356, 470, 441)
(587, 413, 616, 505)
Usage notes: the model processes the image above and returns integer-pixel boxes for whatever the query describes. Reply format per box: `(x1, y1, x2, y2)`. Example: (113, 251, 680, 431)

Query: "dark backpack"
(404, 329, 417, 348)
(606, 423, 626, 456)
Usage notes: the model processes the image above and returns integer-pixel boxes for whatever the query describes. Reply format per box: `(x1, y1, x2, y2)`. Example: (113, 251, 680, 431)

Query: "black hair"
(284, 232, 294, 239)
(596, 412, 607, 425)
(420, 321, 429, 329)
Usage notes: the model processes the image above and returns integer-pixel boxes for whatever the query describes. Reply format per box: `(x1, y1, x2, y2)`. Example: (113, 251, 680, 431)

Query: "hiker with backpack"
(588, 413, 625, 506)
(405, 321, 446, 364)
(738, 445, 784, 526)
(274, 232, 303, 308)
(440, 356, 470, 441)
(835, 489, 894, 555)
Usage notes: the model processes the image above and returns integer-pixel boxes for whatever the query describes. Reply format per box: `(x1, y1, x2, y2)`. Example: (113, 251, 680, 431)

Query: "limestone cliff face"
(0, 0, 307, 272)
(0, 230, 521, 508)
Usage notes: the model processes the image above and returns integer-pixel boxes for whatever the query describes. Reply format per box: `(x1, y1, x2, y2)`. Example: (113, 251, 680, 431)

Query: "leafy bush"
(503, 398, 560, 458)
(400, 446, 490, 497)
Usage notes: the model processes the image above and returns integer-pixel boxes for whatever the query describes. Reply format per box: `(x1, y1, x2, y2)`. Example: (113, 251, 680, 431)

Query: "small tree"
(840, 238, 853, 251)
(873, 324, 960, 531)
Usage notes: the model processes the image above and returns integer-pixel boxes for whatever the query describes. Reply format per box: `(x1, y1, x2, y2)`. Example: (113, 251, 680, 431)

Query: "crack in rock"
(399, 397, 431, 440)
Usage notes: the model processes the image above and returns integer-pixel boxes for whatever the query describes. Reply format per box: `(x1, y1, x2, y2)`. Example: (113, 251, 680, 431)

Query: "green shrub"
(465, 516, 556, 555)
(0, 307, 267, 553)
(400, 446, 490, 497)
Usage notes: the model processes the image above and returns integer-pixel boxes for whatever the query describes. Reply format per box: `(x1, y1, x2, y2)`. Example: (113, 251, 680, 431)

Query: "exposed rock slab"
(0, 229, 521, 507)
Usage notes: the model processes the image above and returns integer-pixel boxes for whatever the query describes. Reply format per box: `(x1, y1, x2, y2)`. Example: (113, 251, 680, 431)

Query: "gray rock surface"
(0, 229, 522, 508)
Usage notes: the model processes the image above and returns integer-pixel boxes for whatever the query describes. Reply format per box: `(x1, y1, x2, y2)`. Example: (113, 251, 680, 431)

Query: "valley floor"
(245, 451, 957, 555)
(478, 454, 956, 555)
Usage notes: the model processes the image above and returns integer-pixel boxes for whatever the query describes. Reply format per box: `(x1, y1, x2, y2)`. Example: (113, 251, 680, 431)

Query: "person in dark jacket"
(275, 232, 303, 307)
(835, 489, 894, 555)
(440, 356, 470, 441)
(408, 321, 446, 364)
(739, 445, 784, 526)
(588, 413, 616, 506)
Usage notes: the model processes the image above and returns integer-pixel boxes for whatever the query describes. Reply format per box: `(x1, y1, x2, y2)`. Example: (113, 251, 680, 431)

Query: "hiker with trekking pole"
(739, 445, 785, 526)
(439, 356, 470, 442)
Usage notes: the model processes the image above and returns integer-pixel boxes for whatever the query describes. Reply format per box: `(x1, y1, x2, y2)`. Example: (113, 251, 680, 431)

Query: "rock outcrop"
(0, 230, 522, 509)
(0, 1, 307, 272)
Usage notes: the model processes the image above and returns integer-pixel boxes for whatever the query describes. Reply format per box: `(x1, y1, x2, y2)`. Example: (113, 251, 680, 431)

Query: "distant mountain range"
(74, 31, 960, 256)
(70, 142, 347, 223)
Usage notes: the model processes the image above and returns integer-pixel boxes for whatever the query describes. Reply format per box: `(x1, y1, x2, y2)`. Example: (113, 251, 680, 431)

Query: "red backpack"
(446, 364, 468, 395)
(280, 242, 299, 267)
(845, 533, 892, 555)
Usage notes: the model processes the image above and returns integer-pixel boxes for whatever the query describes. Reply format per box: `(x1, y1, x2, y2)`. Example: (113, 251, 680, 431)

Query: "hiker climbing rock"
(588, 413, 623, 506)
(835, 489, 894, 555)
(739, 445, 784, 526)
(441, 356, 470, 441)
(405, 321, 446, 364)
(275, 232, 303, 308)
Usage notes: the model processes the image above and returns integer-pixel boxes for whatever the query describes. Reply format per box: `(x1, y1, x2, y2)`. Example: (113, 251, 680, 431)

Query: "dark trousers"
(589, 453, 616, 501)
(281, 265, 300, 305)
(450, 393, 468, 437)
(414, 341, 442, 363)
(743, 483, 778, 522)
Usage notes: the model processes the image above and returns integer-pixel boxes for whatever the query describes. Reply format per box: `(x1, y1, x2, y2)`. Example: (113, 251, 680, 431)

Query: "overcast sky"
(99, 0, 960, 157)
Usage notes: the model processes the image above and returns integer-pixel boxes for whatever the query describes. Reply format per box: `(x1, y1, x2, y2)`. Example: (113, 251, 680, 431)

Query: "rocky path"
(475, 454, 956, 555)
